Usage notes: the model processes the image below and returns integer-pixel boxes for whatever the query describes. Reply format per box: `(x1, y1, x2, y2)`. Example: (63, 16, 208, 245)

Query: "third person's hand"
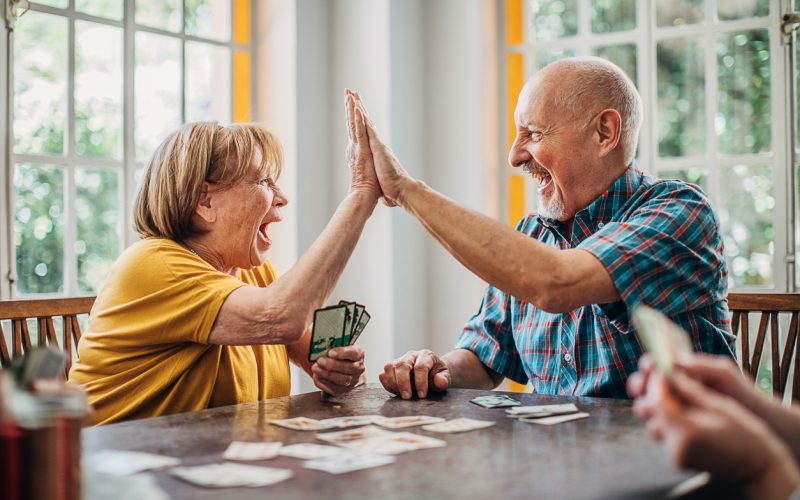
(379, 349, 451, 399)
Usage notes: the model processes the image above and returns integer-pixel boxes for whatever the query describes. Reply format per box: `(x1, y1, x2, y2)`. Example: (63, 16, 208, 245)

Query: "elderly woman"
(70, 93, 379, 424)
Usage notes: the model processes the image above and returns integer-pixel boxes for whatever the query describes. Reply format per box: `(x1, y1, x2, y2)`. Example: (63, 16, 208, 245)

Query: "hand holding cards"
(631, 305, 693, 377)
(309, 301, 371, 362)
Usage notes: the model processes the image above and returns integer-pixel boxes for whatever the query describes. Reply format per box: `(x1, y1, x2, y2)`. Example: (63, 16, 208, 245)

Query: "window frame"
(500, 0, 795, 292)
(2, 0, 256, 298)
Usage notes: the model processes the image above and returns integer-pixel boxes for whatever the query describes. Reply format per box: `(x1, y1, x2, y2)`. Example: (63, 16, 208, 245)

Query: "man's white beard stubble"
(523, 162, 566, 220)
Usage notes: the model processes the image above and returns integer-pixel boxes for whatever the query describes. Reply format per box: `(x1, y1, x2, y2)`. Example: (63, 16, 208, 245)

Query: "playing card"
(319, 415, 387, 428)
(222, 441, 282, 461)
(315, 425, 392, 444)
(421, 418, 495, 433)
(168, 463, 293, 488)
(337, 301, 363, 346)
(83, 450, 180, 475)
(303, 453, 396, 475)
(279, 443, 351, 460)
(375, 415, 445, 429)
(350, 310, 371, 345)
(470, 395, 521, 408)
(309, 305, 348, 362)
(631, 305, 693, 376)
(270, 417, 338, 431)
(506, 403, 579, 418)
(339, 432, 446, 455)
(521, 412, 590, 425)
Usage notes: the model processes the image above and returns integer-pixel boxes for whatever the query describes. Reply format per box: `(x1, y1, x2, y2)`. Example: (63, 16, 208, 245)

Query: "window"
(502, 0, 791, 292)
(5, 0, 254, 297)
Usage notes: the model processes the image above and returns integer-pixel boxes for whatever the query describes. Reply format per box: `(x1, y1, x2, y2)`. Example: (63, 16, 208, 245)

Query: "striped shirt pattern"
(455, 166, 735, 397)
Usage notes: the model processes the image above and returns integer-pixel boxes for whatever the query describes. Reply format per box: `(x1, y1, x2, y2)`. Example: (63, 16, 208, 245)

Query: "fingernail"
(418, 391, 424, 398)
(328, 350, 337, 358)
(401, 391, 410, 399)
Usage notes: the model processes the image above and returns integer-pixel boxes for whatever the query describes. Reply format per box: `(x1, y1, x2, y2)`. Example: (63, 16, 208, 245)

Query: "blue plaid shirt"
(455, 166, 735, 397)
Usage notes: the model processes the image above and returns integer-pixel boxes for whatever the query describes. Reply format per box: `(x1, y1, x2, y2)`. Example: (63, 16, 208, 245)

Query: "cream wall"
(256, 0, 499, 393)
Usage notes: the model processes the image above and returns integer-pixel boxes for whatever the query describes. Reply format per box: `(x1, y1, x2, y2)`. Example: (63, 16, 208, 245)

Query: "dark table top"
(83, 384, 699, 500)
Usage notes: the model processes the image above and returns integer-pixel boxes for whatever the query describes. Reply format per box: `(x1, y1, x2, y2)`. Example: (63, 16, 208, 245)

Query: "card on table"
(168, 463, 293, 488)
(308, 305, 349, 362)
(303, 453, 396, 475)
(421, 418, 496, 433)
(470, 395, 522, 408)
(83, 450, 181, 475)
(521, 412, 590, 425)
(631, 305, 693, 377)
(222, 441, 282, 461)
(339, 432, 446, 455)
(278, 443, 351, 460)
(506, 403, 580, 418)
(375, 415, 445, 429)
(270, 417, 338, 431)
(319, 415, 387, 428)
(315, 425, 392, 444)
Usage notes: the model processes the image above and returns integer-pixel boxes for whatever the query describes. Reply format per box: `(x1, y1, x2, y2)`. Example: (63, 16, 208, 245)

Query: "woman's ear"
(194, 182, 216, 223)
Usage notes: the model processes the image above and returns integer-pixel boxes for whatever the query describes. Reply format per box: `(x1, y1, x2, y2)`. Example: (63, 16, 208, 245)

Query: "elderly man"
(353, 57, 735, 399)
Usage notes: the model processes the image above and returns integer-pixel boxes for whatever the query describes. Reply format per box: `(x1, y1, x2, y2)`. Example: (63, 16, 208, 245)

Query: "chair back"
(728, 293, 800, 400)
(0, 296, 95, 378)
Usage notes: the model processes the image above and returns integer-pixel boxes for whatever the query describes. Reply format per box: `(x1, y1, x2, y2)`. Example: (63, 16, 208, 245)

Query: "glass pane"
(76, 0, 123, 20)
(14, 164, 65, 295)
(656, 0, 704, 27)
(32, 0, 67, 7)
(719, 165, 774, 288)
(76, 22, 123, 160)
(136, 0, 182, 32)
(716, 30, 771, 155)
(13, 11, 67, 156)
(536, 47, 577, 69)
(593, 44, 637, 87)
(186, 42, 231, 122)
(185, 0, 231, 42)
(135, 32, 181, 163)
(657, 37, 706, 157)
(718, 0, 768, 20)
(76, 169, 120, 293)
(656, 168, 708, 191)
(591, 0, 635, 34)
(530, 0, 578, 42)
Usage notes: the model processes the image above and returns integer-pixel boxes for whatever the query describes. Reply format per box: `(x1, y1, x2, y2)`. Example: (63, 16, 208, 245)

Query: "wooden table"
(83, 384, 702, 499)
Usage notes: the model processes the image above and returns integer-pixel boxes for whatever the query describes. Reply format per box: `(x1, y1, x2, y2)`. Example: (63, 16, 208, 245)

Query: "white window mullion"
(65, 9, 77, 296)
(1, 5, 11, 300)
(123, 0, 135, 248)
(705, 0, 720, 212)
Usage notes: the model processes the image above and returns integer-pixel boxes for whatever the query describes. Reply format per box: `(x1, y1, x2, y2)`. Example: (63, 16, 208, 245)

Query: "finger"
(432, 371, 450, 391)
(638, 354, 654, 373)
(354, 108, 368, 144)
(414, 351, 435, 398)
(316, 357, 364, 376)
(626, 371, 646, 399)
(393, 356, 415, 399)
(312, 363, 354, 386)
(675, 355, 746, 387)
(668, 372, 730, 411)
(328, 346, 364, 362)
(379, 363, 398, 395)
(345, 95, 356, 142)
(312, 373, 340, 396)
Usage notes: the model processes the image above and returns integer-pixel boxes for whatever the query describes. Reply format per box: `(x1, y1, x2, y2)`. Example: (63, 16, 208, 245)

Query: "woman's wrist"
(747, 443, 800, 500)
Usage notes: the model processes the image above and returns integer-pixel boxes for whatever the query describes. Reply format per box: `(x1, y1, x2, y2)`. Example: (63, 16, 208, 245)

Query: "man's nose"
(508, 136, 530, 168)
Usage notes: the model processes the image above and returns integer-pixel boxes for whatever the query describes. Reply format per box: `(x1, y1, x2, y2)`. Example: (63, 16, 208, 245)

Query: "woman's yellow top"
(69, 238, 291, 425)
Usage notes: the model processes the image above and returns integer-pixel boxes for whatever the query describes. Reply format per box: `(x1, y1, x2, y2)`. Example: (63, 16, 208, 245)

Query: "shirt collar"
(536, 163, 644, 239)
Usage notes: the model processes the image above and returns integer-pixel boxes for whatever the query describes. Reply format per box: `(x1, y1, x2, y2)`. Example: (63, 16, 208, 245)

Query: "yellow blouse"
(69, 238, 290, 425)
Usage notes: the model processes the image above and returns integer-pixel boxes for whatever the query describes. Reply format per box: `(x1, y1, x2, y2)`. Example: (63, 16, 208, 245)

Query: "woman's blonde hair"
(134, 121, 283, 240)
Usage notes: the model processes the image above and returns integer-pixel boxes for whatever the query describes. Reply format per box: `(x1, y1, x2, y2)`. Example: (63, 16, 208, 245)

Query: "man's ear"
(594, 108, 622, 158)
(194, 182, 216, 224)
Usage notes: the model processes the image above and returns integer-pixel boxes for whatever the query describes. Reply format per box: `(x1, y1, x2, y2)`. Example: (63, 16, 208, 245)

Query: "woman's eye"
(259, 178, 270, 186)
(530, 131, 543, 141)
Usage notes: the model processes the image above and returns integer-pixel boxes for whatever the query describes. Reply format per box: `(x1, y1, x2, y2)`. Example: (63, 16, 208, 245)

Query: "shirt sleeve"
(454, 284, 529, 385)
(578, 181, 726, 317)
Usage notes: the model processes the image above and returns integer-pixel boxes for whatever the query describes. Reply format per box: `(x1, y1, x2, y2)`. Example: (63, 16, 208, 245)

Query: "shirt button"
(564, 353, 572, 363)
(598, 222, 605, 228)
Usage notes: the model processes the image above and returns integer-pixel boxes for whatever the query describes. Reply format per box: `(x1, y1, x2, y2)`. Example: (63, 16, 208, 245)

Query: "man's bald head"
(525, 56, 643, 164)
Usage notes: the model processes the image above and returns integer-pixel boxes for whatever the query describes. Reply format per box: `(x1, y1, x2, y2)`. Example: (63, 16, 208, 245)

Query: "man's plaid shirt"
(455, 166, 735, 397)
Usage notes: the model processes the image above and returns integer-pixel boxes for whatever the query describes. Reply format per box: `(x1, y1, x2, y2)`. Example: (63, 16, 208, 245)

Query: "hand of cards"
(630, 305, 692, 377)
(309, 301, 371, 362)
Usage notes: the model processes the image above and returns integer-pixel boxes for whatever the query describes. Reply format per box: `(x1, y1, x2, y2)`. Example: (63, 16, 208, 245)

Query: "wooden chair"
(728, 293, 800, 400)
(0, 296, 95, 378)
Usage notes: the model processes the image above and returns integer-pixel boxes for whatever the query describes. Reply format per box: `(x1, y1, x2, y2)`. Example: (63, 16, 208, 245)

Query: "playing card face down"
(168, 463, 293, 488)
(279, 443, 350, 460)
(309, 306, 348, 362)
(303, 453, 396, 475)
(631, 305, 693, 376)
(315, 425, 392, 444)
(222, 441, 282, 461)
(270, 417, 338, 431)
(421, 418, 495, 433)
(520, 412, 590, 425)
(375, 416, 445, 429)
(470, 395, 521, 408)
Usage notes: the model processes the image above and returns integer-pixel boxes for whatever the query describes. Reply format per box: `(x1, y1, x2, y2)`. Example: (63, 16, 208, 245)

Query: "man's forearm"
(441, 349, 504, 390)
